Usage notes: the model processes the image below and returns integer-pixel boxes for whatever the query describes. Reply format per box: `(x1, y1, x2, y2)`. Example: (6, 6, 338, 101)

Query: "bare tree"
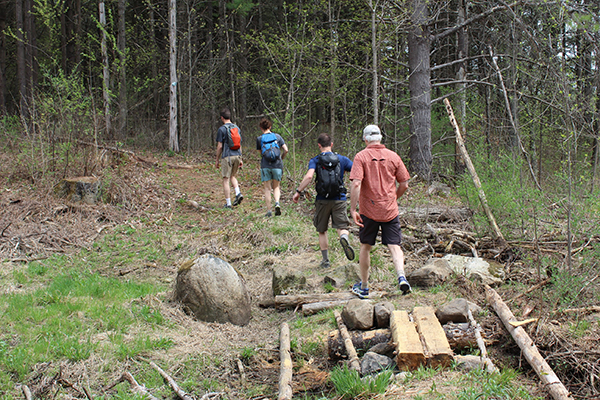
(168, 0, 179, 152)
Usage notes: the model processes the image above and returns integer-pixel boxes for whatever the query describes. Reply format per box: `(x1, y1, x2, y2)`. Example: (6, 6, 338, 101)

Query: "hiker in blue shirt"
(292, 133, 355, 268)
(256, 118, 288, 217)
(215, 108, 243, 209)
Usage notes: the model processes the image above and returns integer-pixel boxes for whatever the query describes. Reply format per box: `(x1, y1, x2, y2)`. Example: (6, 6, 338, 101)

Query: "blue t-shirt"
(216, 123, 242, 158)
(256, 133, 286, 169)
(308, 152, 353, 201)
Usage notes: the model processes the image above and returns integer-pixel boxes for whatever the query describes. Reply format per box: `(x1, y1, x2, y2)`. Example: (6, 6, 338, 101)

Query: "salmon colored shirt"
(350, 143, 410, 222)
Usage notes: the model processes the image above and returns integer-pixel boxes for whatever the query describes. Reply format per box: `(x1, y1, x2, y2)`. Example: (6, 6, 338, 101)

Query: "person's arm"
(292, 168, 315, 203)
(350, 179, 363, 227)
(280, 143, 289, 160)
(215, 142, 223, 168)
(396, 180, 408, 199)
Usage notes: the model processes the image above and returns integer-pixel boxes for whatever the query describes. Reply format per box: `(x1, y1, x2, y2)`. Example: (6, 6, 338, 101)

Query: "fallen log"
(328, 328, 391, 360)
(560, 305, 600, 315)
(333, 310, 361, 373)
(260, 292, 385, 309)
(278, 322, 293, 400)
(485, 285, 573, 400)
(302, 300, 349, 316)
(467, 309, 498, 373)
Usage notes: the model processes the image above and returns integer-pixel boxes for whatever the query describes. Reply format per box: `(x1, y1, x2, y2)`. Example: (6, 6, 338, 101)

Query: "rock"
(442, 255, 504, 286)
(454, 355, 498, 373)
(55, 176, 101, 204)
(341, 299, 374, 330)
(407, 259, 453, 287)
(323, 275, 345, 288)
(174, 255, 251, 326)
(427, 181, 451, 198)
(272, 265, 306, 295)
(436, 298, 482, 324)
(374, 302, 395, 328)
(369, 341, 396, 359)
(361, 351, 395, 375)
(343, 264, 361, 283)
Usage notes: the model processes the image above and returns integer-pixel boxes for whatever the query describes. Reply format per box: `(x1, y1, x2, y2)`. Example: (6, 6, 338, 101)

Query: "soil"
(1, 148, 594, 399)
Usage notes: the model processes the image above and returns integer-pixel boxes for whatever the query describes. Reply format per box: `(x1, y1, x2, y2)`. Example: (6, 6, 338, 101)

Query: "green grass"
(329, 365, 393, 399)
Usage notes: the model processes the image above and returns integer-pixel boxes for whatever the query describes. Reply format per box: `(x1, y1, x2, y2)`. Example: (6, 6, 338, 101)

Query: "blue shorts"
(261, 168, 282, 182)
(359, 215, 402, 246)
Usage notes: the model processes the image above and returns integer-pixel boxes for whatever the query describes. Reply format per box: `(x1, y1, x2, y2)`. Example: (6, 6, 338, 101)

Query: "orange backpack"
(225, 124, 241, 150)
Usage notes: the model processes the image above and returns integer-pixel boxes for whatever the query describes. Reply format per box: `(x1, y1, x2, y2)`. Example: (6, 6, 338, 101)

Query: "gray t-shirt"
(216, 123, 242, 158)
(256, 133, 285, 169)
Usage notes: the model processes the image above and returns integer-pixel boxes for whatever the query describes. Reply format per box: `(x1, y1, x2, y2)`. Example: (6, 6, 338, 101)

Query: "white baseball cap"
(363, 124, 382, 142)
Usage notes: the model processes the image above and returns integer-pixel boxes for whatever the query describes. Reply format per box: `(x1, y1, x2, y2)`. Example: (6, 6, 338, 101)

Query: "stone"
(442, 254, 504, 286)
(341, 299, 374, 330)
(407, 259, 453, 287)
(369, 341, 396, 359)
(361, 351, 395, 375)
(435, 298, 482, 324)
(174, 255, 251, 326)
(272, 265, 306, 295)
(323, 275, 345, 288)
(374, 301, 395, 328)
(427, 181, 451, 198)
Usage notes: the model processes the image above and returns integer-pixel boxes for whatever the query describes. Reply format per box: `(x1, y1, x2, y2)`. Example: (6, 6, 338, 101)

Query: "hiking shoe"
(274, 203, 281, 216)
(320, 259, 330, 268)
(265, 211, 272, 217)
(224, 204, 232, 209)
(351, 282, 369, 299)
(398, 276, 411, 295)
(340, 237, 355, 260)
(232, 193, 244, 206)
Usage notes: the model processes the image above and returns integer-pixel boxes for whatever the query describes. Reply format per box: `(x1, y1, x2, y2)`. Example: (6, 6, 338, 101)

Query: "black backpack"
(315, 153, 345, 199)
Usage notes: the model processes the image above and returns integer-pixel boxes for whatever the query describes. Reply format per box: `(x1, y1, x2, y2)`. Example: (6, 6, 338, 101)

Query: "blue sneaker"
(398, 276, 411, 295)
(352, 282, 369, 299)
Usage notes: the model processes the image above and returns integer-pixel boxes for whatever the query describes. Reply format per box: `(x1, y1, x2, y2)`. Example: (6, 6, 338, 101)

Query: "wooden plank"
(413, 306, 453, 368)
(390, 310, 425, 371)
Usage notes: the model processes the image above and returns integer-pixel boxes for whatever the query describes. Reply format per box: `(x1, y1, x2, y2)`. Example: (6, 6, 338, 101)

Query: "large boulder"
(174, 255, 251, 326)
(407, 259, 453, 287)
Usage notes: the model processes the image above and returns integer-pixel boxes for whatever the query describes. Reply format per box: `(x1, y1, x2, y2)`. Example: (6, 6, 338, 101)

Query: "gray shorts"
(313, 200, 350, 233)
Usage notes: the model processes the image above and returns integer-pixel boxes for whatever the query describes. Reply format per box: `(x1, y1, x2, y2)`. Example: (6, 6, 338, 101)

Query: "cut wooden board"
(390, 310, 425, 371)
(413, 306, 454, 368)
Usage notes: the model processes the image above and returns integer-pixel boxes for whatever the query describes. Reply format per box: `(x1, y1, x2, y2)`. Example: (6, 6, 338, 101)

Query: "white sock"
(235, 187, 241, 196)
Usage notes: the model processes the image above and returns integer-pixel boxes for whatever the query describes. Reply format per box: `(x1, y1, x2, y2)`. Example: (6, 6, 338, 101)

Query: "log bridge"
(390, 306, 454, 371)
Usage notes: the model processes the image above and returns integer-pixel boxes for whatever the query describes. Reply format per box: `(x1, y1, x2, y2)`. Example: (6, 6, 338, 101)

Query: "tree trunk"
(0, 2, 6, 114)
(455, 0, 467, 175)
(99, 0, 111, 138)
(168, 0, 179, 152)
(16, 0, 29, 125)
(117, 0, 127, 138)
(408, 0, 432, 181)
(369, 0, 378, 124)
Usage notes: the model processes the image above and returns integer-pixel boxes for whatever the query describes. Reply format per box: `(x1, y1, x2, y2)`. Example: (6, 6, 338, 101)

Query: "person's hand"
(239, 159, 243, 168)
(351, 210, 363, 227)
(215, 160, 220, 168)
(292, 192, 300, 203)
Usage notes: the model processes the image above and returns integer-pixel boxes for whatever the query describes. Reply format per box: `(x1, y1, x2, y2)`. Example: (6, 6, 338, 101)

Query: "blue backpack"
(261, 132, 281, 162)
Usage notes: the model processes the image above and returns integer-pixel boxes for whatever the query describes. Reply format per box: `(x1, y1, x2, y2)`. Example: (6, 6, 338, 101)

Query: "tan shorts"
(221, 155, 242, 178)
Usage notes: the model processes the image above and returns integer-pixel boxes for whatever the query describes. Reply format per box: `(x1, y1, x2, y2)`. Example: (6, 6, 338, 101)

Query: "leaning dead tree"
(444, 98, 505, 244)
(485, 285, 572, 400)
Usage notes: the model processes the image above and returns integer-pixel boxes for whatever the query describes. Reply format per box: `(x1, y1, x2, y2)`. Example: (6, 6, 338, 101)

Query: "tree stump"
(55, 176, 101, 205)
